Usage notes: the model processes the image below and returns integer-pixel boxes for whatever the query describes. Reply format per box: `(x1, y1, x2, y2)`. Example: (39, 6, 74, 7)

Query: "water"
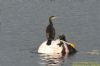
(0, 0, 100, 66)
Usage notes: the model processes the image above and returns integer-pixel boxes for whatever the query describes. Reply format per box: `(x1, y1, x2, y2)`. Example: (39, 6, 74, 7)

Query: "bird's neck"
(49, 19, 53, 24)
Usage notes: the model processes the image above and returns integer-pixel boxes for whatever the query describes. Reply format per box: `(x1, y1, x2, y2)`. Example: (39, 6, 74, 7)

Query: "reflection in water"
(38, 53, 66, 66)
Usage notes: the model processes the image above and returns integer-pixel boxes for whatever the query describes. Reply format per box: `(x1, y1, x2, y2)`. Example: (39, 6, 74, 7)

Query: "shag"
(46, 16, 56, 45)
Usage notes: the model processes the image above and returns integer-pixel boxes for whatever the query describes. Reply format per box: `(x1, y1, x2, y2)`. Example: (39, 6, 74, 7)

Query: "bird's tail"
(47, 39, 52, 45)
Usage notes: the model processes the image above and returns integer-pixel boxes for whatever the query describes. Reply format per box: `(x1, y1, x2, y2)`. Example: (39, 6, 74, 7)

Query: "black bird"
(46, 16, 56, 45)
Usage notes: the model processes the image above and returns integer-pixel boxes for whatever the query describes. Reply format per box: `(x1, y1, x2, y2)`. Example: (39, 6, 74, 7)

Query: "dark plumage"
(46, 16, 56, 45)
(58, 34, 67, 41)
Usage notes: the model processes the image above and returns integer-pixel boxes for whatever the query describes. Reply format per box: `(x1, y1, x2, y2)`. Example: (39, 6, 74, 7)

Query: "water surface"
(0, 0, 100, 66)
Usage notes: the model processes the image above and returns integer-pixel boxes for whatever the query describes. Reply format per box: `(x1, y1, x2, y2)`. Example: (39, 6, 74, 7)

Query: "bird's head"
(58, 34, 67, 41)
(49, 16, 57, 22)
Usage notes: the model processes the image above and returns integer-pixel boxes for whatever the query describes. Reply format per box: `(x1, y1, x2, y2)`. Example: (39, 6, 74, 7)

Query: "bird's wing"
(46, 32, 49, 39)
(52, 27, 55, 39)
